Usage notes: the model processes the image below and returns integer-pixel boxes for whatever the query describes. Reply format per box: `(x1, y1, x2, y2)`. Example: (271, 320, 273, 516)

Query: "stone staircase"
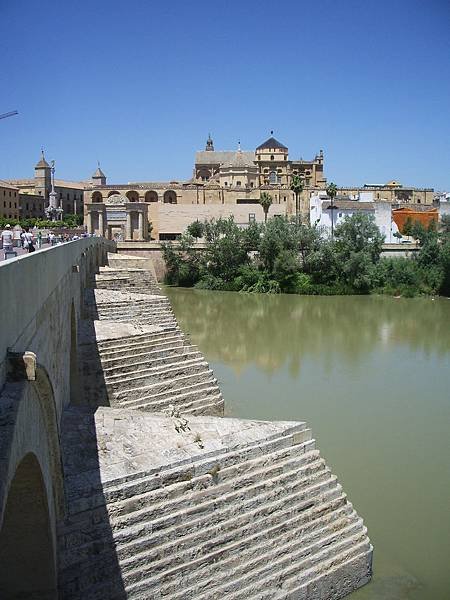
(98, 329, 224, 416)
(58, 251, 372, 599)
(58, 409, 372, 600)
(94, 267, 162, 296)
(84, 289, 178, 329)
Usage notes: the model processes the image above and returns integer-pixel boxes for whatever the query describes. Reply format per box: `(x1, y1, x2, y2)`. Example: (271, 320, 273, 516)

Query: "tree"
(186, 220, 204, 238)
(326, 182, 338, 241)
(259, 192, 273, 224)
(290, 175, 304, 227)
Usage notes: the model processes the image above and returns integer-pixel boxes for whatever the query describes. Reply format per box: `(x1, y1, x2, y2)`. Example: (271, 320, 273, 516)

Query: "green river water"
(165, 287, 450, 600)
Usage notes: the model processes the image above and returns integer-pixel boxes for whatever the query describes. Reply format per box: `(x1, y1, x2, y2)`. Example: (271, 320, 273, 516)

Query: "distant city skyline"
(1, 0, 449, 189)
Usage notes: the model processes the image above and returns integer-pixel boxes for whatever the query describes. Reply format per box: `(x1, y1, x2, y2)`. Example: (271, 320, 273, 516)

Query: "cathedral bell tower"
(205, 133, 214, 151)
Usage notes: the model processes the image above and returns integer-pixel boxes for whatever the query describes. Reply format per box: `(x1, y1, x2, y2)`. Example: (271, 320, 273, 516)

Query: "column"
(126, 212, 132, 240)
(138, 211, 144, 240)
(98, 211, 104, 237)
(87, 211, 93, 234)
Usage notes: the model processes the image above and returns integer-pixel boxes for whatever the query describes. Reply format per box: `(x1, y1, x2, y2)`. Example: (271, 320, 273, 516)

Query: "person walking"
(22, 227, 35, 253)
(37, 230, 42, 249)
(1, 224, 14, 256)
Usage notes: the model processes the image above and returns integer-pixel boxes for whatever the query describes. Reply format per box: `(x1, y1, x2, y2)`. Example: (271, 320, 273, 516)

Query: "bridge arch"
(0, 452, 57, 598)
(0, 363, 65, 599)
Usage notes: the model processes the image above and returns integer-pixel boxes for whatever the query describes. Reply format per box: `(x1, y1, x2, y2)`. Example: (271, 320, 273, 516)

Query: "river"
(165, 287, 450, 600)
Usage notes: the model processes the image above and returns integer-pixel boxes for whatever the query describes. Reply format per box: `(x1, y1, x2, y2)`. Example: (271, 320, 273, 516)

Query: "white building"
(310, 192, 400, 242)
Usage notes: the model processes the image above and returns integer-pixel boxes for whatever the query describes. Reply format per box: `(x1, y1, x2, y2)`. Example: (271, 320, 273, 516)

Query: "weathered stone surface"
(56, 250, 372, 599)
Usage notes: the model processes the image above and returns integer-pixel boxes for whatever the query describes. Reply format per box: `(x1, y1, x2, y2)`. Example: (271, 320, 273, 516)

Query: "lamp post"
(45, 160, 63, 222)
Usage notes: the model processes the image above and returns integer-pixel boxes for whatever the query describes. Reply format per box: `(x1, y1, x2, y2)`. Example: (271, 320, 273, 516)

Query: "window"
(236, 181, 241, 186)
(224, 182, 228, 186)
(270, 155, 274, 161)
(338, 212, 343, 218)
(9, 202, 11, 208)
(417, 198, 421, 204)
(269, 171, 277, 184)
(26, 203, 29, 210)
(250, 182, 254, 188)
(283, 196, 286, 202)
(249, 213, 256, 223)
(264, 169, 269, 174)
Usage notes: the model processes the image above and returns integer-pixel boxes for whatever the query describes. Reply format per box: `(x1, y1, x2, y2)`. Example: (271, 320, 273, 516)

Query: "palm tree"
(326, 182, 338, 241)
(259, 192, 273, 224)
(290, 174, 304, 227)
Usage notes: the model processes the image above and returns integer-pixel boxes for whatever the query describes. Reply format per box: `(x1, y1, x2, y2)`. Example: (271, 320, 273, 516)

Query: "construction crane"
(0, 111, 18, 120)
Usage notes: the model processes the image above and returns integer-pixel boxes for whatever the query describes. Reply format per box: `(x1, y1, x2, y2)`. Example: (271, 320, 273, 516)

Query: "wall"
(0, 238, 115, 596)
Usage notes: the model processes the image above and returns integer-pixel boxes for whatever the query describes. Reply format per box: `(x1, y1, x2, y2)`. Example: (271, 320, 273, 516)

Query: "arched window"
(269, 171, 277, 184)
(144, 191, 158, 202)
(270, 155, 274, 161)
(92, 191, 103, 203)
(163, 190, 177, 204)
(126, 190, 139, 202)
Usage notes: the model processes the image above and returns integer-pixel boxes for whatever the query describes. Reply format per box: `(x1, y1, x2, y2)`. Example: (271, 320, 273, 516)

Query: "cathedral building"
(84, 134, 326, 240)
(83, 133, 435, 241)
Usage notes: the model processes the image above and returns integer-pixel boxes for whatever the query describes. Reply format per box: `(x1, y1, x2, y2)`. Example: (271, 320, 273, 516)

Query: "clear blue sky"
(1, 0, 449, 189)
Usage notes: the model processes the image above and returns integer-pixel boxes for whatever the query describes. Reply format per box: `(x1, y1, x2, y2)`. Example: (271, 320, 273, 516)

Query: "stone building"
(84, 134, 327, 239)
(338, 180, 434, 205)
(0, 181, 20, 220)
(6, 151, 87, 218)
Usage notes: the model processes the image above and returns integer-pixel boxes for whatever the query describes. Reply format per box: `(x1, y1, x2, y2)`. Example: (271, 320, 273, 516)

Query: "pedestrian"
(1, 224, 14, 255)
(22, 227, 35, 253)
(37, 230, 42, 249)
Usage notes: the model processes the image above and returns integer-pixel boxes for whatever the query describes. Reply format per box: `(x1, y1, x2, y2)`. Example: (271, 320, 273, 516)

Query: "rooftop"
(256, 136, 288, 151)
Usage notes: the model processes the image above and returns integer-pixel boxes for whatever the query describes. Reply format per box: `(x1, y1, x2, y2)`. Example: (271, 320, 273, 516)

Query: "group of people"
(1, 224, 89, 259)
(1, 224, 34, 254)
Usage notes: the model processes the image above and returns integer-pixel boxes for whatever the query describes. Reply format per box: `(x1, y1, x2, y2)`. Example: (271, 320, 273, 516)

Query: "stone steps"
(117, 479, 346, 571)
(61, 437, 320, 557)
(112, 364, 216, 403)
(102, 345, 203, 381)
(107, 357, 211, 392)
(98, 331, 185, 354)
(59, 259, 372, 598)
(127, 512, 364, 599)
(95, 423, 311, 502)
(100, 342, 190, 369)
(134, 395, 224, 417)
(120, 386, 223, 413)
(121, 492, 355, 592)
(62, 425, 312, 527)
(60, 455, 368, 600)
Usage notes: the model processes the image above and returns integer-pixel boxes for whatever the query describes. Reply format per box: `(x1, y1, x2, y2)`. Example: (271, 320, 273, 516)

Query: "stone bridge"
(0, 242, 372, 600)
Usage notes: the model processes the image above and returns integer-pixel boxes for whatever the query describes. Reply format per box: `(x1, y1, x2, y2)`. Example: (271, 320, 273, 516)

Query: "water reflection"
(167, 289, 450, 375)
(166, 287, 450, 600)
